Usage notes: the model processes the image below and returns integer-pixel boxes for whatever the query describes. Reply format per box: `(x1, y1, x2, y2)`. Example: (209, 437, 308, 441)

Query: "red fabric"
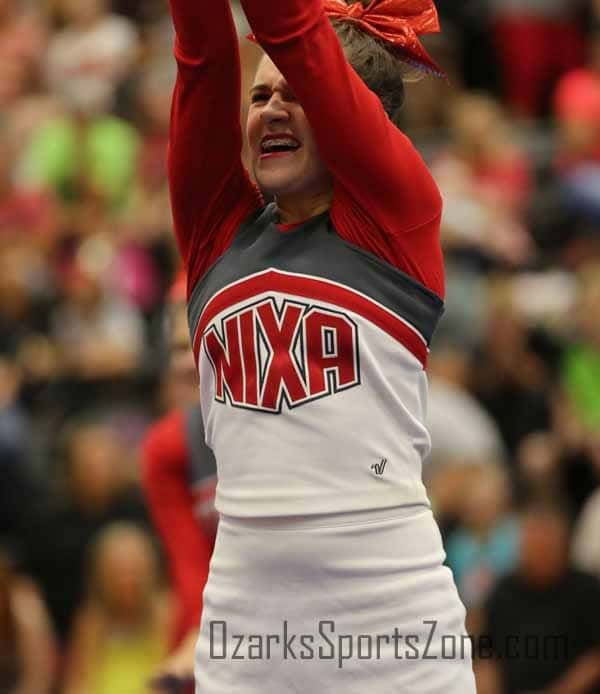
(0, 190, 56, 238)
(493, 17, 584, 116)
(323, 0, 443, 75)
(473, 157, 532, 211)
(141, 410, 215, 649)
(138, 134, 169, 191)
(276, 221, 302, 233)
(250, 0, 444, 76)
(433, 148, 532, 212)
(193, 269, 429, 366)
(555, 68, 600, 125)
(167, 0, 444, 299)
(554, 68, 600, 167)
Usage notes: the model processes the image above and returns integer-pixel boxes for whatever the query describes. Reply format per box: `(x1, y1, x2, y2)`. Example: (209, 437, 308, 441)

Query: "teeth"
(261, 138, 300, 153)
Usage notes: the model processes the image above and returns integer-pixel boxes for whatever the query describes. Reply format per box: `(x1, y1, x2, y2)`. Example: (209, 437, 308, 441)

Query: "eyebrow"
(249, 84, 271, 93)
(249, 81, 291, 95)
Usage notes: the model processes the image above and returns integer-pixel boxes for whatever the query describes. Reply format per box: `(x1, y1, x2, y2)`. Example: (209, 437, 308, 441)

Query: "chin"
(252, 155, 303, 193)
(253, 154, 331, 204)
(255, 173, 300, 198)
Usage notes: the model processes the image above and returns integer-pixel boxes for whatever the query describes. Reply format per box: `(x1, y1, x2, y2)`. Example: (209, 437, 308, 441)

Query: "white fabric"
(52, 295, 145, 358)
(572, 489, 600, 579)
(427, 380, 505, 465)
(45, 15, 138, 113)
(195, 505, 476, 693)
(199, 286, 432, 518)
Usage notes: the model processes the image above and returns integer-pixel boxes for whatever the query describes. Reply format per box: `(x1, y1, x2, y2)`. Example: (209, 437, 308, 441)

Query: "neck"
(275, 190, 333, 225)
(110, 603, 150, 627)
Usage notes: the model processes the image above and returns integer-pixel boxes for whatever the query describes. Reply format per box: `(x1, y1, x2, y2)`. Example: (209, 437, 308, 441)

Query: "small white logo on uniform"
(371, 458, 387, 476)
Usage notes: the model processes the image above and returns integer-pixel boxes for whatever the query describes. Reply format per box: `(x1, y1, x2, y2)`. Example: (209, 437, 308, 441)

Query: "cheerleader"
(166, 0, 476, 690)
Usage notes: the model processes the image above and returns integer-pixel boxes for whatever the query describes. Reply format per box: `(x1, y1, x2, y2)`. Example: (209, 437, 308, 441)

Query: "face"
(69, 426, 121, 508)
(450, 95, 504, 154)
(246, 55, 332, 201)
(96, 529, 156, 615)
(462, 470, 508, 532)
(519, 513, 569, 586)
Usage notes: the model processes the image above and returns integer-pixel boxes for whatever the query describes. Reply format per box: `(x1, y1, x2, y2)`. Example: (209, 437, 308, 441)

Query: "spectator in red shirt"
(553, 20, 600, 226)
(490, 0, 585, 118)
(432, 93, 533, 266)
(0, 123, 59, 245)
(554, 19, 600, 168)
(142, 275, 217, 692)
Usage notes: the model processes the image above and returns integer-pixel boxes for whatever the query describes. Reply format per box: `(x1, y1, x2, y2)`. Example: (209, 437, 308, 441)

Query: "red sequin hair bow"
(324, 0, 444, 76)
(248, 0, 444, 77)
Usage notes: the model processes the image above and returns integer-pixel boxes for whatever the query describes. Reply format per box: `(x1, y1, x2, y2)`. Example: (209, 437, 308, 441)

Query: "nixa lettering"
(203, 298, 360, 412)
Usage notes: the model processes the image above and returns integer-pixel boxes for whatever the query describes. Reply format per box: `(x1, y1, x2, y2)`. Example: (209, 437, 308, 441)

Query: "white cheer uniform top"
(188, 204, 444, 518)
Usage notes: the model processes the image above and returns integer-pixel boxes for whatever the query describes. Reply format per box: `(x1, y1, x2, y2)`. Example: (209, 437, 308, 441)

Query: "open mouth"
(260, 136, 301, 158)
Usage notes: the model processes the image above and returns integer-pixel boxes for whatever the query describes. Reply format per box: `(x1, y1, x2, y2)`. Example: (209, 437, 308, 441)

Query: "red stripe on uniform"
(193, 270, 428, 366)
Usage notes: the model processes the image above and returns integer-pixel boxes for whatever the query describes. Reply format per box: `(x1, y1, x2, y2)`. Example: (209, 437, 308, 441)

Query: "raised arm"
(168, 0, 261, 287)
(240, 0, 442, 235)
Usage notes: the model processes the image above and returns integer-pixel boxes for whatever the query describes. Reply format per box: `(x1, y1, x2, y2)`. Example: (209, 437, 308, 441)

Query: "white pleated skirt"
(195, 505, 476, 693)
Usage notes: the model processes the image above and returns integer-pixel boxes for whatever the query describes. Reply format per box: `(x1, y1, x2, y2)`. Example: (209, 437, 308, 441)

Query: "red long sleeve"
(141, 411, 214, 648)
(240, 0, 445, 297)
(168, 0, 445, 298)
(167, 0, 261, 293)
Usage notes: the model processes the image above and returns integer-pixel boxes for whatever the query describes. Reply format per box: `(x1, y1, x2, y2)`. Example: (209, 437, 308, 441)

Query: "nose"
(260, 93, 290, 125)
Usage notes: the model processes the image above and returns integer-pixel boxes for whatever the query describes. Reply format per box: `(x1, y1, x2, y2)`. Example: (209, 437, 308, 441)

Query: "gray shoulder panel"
(188, 204, 444, 346)
(184, 405, 217, 486)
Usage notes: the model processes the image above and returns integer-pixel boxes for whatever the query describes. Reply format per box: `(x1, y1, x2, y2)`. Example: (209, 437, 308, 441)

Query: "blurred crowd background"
(2, 0, 600, 692)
